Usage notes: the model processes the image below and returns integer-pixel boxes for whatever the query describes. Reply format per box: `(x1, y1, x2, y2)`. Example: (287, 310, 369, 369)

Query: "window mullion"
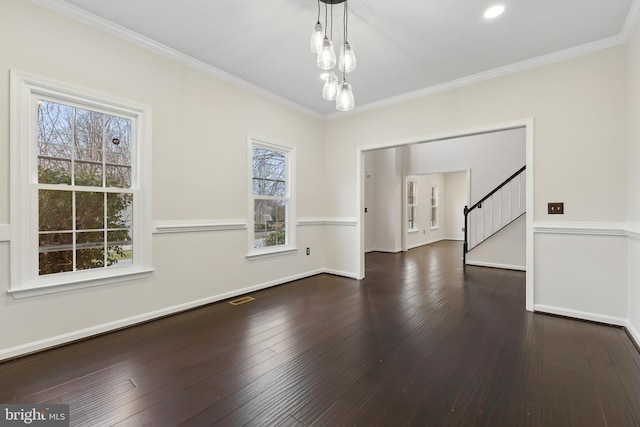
(72, 190, 77, 272)
(71, 107, 76, 187)
(103, 191, 108, 268)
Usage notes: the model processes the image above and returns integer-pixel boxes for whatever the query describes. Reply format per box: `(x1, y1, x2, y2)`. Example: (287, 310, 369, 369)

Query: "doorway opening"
(359, 121, 533, 310)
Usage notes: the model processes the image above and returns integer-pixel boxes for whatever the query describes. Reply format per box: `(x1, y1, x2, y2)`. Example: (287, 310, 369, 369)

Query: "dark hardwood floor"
(1, 240, 640, 426)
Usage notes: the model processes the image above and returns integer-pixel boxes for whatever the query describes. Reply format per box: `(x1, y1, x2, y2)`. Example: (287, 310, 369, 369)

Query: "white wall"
(363, 148, 403, 252)
(406, 129, 525, 205)
(0, 0, 328, 358)
(627, 11, 640, 344)
(467, 215, 526, 270)
(325, 45, 628, 323)
(443, 172, 467, 240)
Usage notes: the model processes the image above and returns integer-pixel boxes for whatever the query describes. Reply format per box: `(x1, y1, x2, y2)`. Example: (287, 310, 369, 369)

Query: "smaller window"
(430, 186, 439, 229)
(248, 137, 296, 257)
(407, 180, 418, 232)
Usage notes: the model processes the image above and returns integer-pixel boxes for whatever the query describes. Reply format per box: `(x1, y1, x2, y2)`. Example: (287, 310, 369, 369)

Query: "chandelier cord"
(324, 2, 328, 37)
(344, 1, 349, 44)
(330, 3, 334, 41)
(316, 0, 321, 24)
(343, 0, 348, 81)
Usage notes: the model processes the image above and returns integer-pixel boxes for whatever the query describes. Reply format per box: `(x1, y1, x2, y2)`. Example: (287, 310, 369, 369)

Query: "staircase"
(463, 166, 526, 265)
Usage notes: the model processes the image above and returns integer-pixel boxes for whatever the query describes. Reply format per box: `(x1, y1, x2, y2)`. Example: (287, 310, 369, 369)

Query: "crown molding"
(32, 0, 637, 122)
(30, 0, 323, 120)
(328, 34, 627, 120)
(622, 0, 640, 41)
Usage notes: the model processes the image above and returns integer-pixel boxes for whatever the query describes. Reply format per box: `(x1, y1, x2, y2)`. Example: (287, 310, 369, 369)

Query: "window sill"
(246, 247, 297, 260)
(430, 227, 440, 231)
(8, 267, 154, 299)
(408, 229, 420, 234)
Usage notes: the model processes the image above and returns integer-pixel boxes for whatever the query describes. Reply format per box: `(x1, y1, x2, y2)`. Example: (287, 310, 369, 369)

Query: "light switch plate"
(548, 202, 564, 214)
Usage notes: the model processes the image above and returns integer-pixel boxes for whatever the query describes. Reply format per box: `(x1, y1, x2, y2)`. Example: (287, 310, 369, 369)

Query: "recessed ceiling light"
(484, 5, 505, 19)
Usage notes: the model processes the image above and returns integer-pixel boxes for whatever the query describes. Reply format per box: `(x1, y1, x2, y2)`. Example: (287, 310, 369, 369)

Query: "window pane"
(38, 158, 71, 185)
(106, 192, 133, 267)
(38, 101, 73, 185)
(105, 116, 132, 188)
(74, 108, 104, 185)
(254, 199, 287, 248)
(76, 191, 104, 230)
(408, 206, 416, 229)
(39, 190, 72, 231)
(76, 231, 105, 270)
(106, 165, 132, 188)
(39, 233, 73, 275)
(107, 230, 132, 267)
(107, 193, 133, 229)
(253, 147, 286, 197)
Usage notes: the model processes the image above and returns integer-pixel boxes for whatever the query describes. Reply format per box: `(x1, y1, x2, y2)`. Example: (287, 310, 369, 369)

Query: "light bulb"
(310, 23, 324, 54)
(335, 81, 354, 111)
(322, 71, 339, 101)
(339, 43, 357, 73)
(317, 37, 336, 70)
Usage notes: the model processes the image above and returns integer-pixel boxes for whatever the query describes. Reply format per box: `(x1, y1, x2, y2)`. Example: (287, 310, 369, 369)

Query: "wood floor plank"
(1, 241, 639, 426)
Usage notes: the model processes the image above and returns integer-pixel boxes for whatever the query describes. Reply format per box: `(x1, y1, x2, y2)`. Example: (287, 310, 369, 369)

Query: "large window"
(37, 100, 133, 274)
(248, 137, 295, 257)
(407, 179, 418, 232)
(10, 72, 152, 297)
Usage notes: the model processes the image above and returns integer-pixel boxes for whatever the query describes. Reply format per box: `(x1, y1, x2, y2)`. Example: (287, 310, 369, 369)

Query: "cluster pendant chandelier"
(310, 0, 356, 111)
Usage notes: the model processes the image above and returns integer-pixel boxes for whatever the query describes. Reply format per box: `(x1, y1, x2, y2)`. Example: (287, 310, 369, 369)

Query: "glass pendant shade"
(317, 37, 337, 70)
(322, 71, 339, 101)
(335, 81, 354, 111)
(310, 23, 324, 54)
(339, 43, 357, 73)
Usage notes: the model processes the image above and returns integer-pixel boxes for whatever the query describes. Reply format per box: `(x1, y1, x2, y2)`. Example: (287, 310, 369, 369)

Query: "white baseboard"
(407, 238, 445, 250)
(625, 320, 640, 349)
(407, 238, 463, 251)
(365, 248, 402, 254)
(322, 268, 360, 279)
(466, 260, 526, 271)
(534, 304, 627, 327)
(0, 267, 356, 361)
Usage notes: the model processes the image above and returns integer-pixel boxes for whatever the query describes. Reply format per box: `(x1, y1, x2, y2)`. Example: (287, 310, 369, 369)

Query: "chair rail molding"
(533, 221, 628, 237)
(297, 217, 358, 227)
(153, 219, 247, 234)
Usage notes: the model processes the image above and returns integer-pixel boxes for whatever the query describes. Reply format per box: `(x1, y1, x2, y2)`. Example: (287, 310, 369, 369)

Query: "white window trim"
(9, 70, 153, 298)
(246, 135, 296, 259)
(430, 185, 439, 230)
(408, 179, 418, 233)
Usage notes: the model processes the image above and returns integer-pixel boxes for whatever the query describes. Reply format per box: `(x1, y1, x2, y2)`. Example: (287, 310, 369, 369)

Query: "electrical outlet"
(306, 247, 310, 255)
(548, 202, 564, 214)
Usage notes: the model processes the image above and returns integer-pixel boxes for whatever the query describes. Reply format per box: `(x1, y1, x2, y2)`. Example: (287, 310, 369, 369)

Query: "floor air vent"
(228, 296, 255, 306)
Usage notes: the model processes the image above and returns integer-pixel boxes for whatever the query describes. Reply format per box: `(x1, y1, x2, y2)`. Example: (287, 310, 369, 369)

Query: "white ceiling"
(46, 0, 636, 117)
